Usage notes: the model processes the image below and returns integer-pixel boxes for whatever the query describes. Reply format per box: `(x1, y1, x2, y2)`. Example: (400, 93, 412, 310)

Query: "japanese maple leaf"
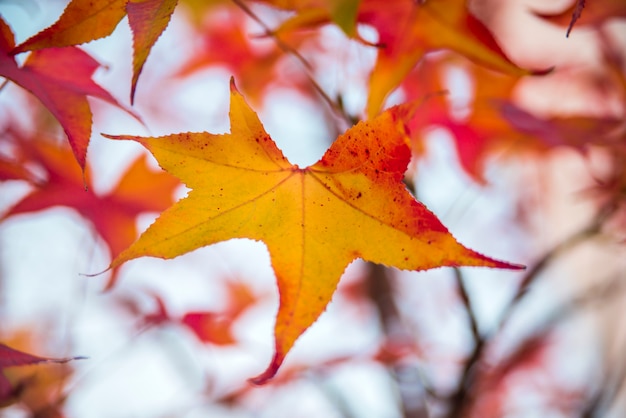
(11, 0, 179, 103)
(0, 17, 130, 172)
(1, 130, 180, 289)
(103, 79, 522, 383)
(0, 343, 82, 402)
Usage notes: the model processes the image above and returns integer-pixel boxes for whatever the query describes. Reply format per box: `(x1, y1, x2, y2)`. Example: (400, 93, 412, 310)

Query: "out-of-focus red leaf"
(358, 0, 543, 117)
(0, 343, 84, 403)
(497, 100, 624, 150)
(0, 18, 131, 172)
(401, 54, 523, 183)
(535, 0, 626, 37)
(176, 8, 316, 105)
(0, 344, 80, 369)
(0, 129, 180, 288)
(125, 281, 260, 346)
(181, 312, 237, 346)
(467, 334, 553, 417)
(402, 53, 623, 183)
(180, 281, 260, 346)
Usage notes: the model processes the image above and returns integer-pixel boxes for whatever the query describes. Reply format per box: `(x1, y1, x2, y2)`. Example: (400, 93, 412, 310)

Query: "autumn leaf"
(126, 0, 179, 102)
(0, 17, 131, 172)
(130, 281, 259, 345)
(257, 0, 361, 37)
(103, 79, 522, 383)
(12, 0, 179, 103)
(402, 54, 623, 183)
(401, 54, 522, 183)
(534, 0, 626, 37)
(181, 281, 259, 345)
(357, 0, 542, 118)
(497, 100, 624, 151)
(0, 343, 83, 403)
(0, 129, 180, 289)
(176, 7, 317, 105)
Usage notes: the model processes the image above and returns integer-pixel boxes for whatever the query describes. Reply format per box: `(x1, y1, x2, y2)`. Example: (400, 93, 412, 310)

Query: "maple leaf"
(11, 0, 179, 103)
(0, 129, 180, 289)
(0, 343, 83, 403)
(103, 79, 522, 383)
(0, 17, 131, 172)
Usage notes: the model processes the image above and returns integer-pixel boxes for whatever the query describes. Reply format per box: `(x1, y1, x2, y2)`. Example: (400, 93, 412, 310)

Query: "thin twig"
(495, 201, 615, 336)
(366, 263, 430, 418)
(230, 0, 354, 126)
(453, 268, 480, 344)
(444, 202, 617, 418)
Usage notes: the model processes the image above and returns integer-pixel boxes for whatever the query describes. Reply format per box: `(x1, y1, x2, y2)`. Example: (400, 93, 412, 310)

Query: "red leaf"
(0, 343, 83, 402)
(1, 129, 180, 288)
(0, 17, 132, 172)
(126, 0, 178, 103)
(181, 312, 237, 346)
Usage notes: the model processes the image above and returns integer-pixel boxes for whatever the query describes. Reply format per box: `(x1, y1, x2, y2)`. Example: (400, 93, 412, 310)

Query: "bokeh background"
(1, 0, 625, 417)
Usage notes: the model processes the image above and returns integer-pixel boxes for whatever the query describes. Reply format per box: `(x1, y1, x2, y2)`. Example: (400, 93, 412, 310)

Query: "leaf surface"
(11, 0, 128, 53)
(12, 0, 179, 102)
(0, 18, 129, 171)
(126, 0, 178, 102)
(105, 80, 522, 383)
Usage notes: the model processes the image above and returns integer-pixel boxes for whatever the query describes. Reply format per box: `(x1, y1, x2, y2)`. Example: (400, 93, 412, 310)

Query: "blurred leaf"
(358, 0, 544, 118)
(0, 128, 180, 288)
(176, 7, 316, 105)
(0, 337, 82, 411)
(0, 17, 132, 172)
(535, 0, 626, 37)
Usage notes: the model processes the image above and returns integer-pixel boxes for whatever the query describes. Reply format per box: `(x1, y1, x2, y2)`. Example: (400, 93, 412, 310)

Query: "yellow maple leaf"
(103, 79, 522, 383)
